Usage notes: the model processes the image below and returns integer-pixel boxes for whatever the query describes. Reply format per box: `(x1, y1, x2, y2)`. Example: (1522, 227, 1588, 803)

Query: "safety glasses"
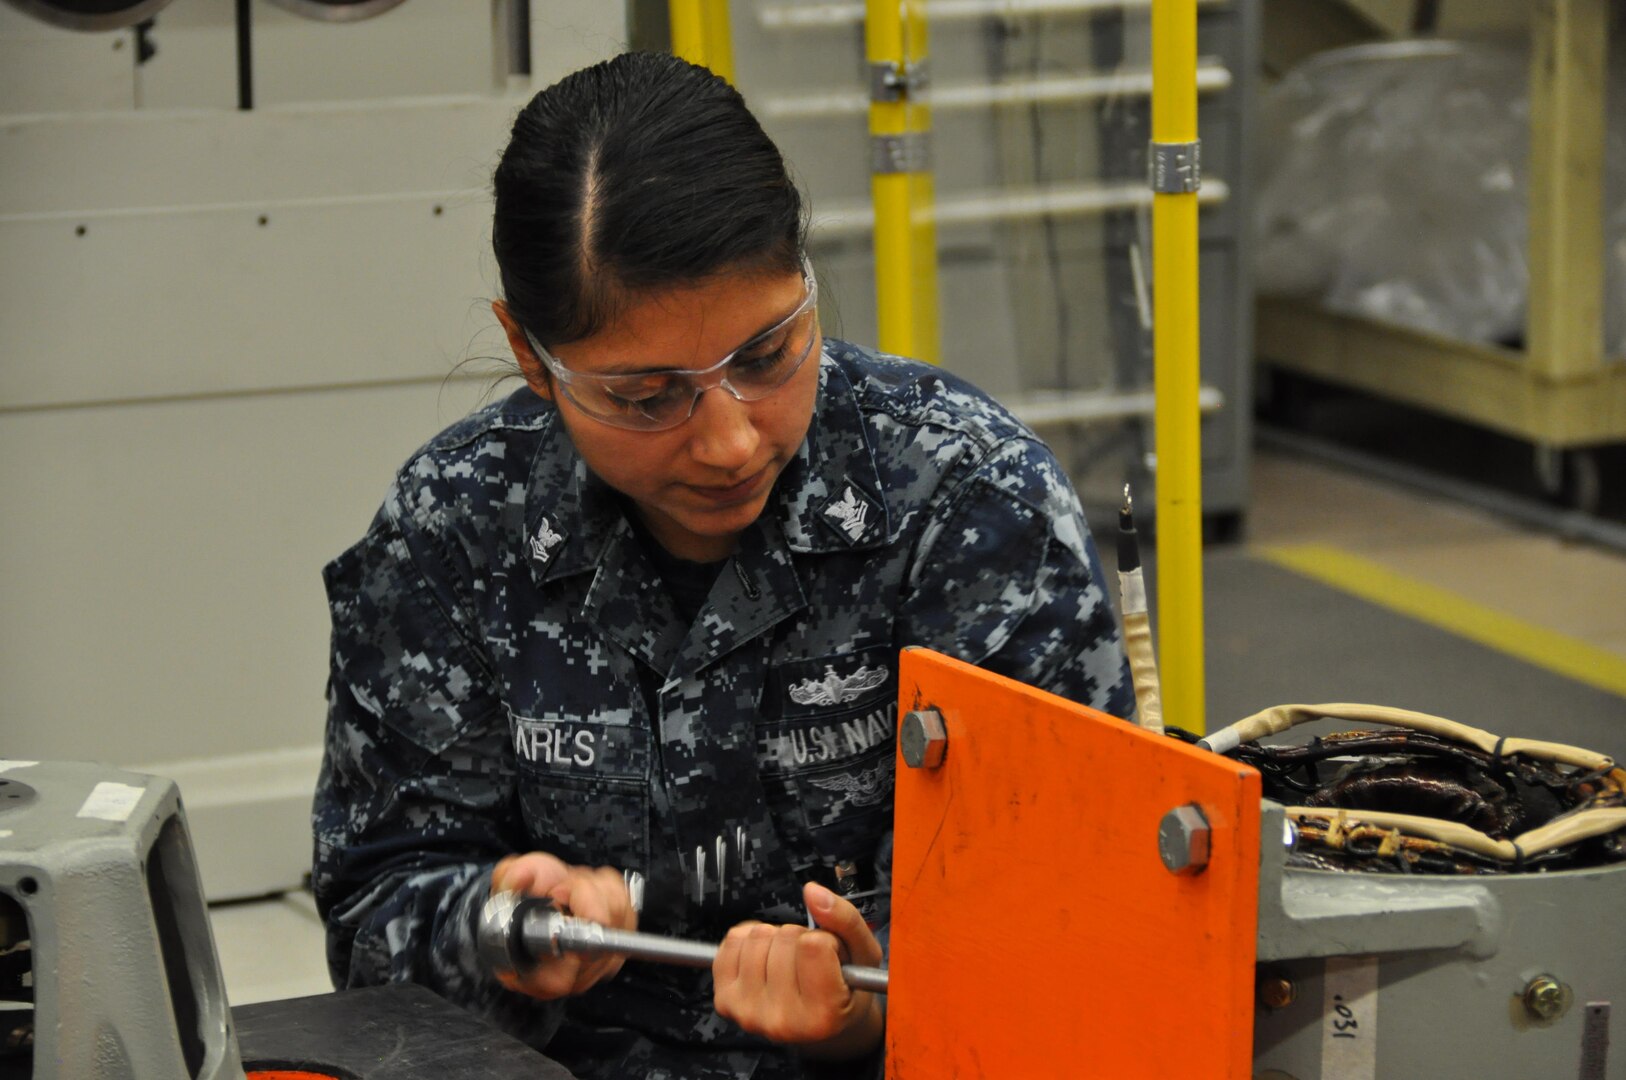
(525, 258, 819, 431)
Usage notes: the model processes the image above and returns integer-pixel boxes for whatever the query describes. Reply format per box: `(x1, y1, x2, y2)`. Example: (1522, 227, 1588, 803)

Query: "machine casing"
(887, 649, 1623, 1078)
(1254, 798, 1623, 1079)
(0, 760, 244, 1080)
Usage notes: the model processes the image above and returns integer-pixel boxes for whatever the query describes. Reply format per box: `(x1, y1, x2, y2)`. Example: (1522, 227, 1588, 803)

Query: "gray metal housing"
(1254, 801, 1624, 1079)
(0, 760, 244, 1080)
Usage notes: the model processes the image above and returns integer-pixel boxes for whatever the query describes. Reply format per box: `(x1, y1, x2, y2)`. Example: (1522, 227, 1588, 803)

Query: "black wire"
(1239, 733, 1576, 793)
(1562, 764, 1615, 793)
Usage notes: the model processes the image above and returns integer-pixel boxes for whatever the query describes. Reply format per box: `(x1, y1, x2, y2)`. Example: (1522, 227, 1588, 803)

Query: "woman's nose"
(687, 385, 760, 470)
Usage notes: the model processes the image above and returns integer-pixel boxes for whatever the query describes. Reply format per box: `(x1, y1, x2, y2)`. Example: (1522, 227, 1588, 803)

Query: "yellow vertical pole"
(1527, 0, 1606, 383)
(670, 0, 736, 85)
(865, 0, 941, 363)
(1151, 0, 1206, 733)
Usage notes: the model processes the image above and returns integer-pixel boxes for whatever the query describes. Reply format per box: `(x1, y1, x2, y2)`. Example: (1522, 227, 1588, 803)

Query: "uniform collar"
(521, 411, 625, 586)
(520, 408, 815, 679)
(773, 355, 892, 554)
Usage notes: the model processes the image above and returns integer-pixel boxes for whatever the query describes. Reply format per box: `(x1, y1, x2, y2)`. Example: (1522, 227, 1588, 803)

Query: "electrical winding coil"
(1179, 704, 1626, 874)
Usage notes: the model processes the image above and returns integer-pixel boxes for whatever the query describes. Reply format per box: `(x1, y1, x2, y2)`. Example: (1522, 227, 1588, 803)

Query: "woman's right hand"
(490, 852, 638, 1000)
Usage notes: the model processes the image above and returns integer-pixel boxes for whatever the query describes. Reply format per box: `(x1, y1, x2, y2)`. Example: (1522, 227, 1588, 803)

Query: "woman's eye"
(605, 390, 659, 411)
(735, 343, 790, 373)
(607, 381, 683, 411)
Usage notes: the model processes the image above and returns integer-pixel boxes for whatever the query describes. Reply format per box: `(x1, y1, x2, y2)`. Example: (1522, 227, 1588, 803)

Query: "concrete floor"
(211, 887, 331, 1006)
(209, 447, 1626, 1006)
(1248, 451, 1626, 662)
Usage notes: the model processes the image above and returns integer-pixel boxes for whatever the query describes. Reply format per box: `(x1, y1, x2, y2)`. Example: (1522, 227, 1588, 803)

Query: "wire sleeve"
(1201, 703, 1615, 772)
(1287, 806, 1626, 862)
(1119, 599, 1163, 734)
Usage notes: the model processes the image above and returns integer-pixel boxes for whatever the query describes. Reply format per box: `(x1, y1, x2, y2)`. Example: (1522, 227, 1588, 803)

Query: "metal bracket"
(870, 60, 929, 102)
(1149, 139, 1201, 194)
(871, 132, 931, 175)
(1254, 801, 1504, 963)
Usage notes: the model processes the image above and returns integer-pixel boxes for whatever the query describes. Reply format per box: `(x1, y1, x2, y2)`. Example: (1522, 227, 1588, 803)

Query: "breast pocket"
(511, 712, 651, 872)
(758, 649, 897, 863)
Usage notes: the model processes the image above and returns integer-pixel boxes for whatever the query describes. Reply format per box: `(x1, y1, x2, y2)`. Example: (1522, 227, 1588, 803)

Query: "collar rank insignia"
(529, 518, 564, 564)
(789, 664, 888, 706)
(823, 485, 870, 542)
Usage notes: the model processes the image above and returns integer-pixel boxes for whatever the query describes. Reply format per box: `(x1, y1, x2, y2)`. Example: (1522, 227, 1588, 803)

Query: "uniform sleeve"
(311, 486, 561, 1042)
(898, 436, 1135, 719)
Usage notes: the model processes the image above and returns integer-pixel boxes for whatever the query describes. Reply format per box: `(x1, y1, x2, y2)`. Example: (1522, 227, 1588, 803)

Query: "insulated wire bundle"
(1117, 485, 1164, 734)
(1199, 703, 1626, 867)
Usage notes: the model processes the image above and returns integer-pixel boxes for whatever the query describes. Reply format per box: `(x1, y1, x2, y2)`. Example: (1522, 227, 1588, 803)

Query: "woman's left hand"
(712, 881, 885, 1060)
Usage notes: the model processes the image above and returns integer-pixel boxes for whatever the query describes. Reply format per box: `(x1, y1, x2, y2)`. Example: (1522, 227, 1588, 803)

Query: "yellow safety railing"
(682, 0, 1194, 723)
(669, 0, 736, 84)
(865, 0, 941, 364)
(1151, 0, 1206, 733)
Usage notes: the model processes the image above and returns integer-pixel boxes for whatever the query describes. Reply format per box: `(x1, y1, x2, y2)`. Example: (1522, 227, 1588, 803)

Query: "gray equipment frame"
(1254, 800, 1624, 1078)
(0, 761, 244, 1080)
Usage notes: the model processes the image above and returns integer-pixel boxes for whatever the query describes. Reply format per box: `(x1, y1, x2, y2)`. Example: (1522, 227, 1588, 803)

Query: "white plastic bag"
(1255, 40, 1626, 358)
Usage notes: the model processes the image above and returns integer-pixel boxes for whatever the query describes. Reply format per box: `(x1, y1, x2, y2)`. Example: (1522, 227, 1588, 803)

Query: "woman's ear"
(493, 299, 553, 402)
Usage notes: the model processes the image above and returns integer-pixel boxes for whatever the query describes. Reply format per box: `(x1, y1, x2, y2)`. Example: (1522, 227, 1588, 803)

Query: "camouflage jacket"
(312, 340, 1133, 1079)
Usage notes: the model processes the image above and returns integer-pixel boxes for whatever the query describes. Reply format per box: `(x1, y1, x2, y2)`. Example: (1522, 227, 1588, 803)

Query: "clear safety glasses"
(525, 259, 820, 431)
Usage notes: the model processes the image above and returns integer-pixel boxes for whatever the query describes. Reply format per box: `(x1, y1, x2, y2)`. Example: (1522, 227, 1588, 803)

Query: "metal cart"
(1256, 0, 1624, 512)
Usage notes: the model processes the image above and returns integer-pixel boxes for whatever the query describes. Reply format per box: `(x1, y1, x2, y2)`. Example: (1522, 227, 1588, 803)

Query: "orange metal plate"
(886, 648, 1261, 1078)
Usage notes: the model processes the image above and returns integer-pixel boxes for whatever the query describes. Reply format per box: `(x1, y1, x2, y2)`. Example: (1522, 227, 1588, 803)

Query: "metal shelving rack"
(1256, 0, 1624, 508)
(735, 0, 1258, 530)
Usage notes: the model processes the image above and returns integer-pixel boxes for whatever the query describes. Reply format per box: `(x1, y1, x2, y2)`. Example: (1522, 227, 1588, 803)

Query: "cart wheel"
(1535, 446, 1603, 515)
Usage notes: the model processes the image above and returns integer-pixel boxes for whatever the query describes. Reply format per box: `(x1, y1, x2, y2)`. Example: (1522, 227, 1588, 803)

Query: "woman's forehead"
(560, 267, 807, 376)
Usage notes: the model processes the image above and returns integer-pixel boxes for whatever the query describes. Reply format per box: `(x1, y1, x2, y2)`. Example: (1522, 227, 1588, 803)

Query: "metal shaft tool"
(478, 891, 889, 994)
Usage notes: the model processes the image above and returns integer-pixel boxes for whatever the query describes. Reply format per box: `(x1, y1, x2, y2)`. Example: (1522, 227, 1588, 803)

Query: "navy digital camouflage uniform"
(313, 339, 1134, 1079)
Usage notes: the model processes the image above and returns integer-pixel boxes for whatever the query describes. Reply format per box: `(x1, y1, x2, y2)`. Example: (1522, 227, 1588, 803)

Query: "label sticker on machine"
(1321, 955, 1378, 1080)
(77, 781, 146, 822)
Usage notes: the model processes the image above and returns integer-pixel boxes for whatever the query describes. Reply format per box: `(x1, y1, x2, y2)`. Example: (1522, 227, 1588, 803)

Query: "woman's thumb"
(803, 881, 881, 965)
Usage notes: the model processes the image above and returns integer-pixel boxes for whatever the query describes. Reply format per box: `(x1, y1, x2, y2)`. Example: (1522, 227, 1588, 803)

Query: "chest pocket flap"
(511, 711, 651, 869)
(758, 648, 897, 856)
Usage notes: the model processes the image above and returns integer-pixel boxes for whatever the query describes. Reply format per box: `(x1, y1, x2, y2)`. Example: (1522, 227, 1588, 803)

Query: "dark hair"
(493, 52, 807, 347)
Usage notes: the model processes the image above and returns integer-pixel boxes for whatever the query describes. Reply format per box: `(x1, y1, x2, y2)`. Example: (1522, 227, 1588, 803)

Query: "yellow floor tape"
(1256, 543, 1626, 701)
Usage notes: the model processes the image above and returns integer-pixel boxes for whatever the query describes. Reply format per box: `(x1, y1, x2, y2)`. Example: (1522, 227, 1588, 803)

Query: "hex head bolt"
(900, 709, 947, 769)
(1522, 975, 1571, 1022)
(1159, 804, 1211, 874)
(1257, 973, 1296, 1010)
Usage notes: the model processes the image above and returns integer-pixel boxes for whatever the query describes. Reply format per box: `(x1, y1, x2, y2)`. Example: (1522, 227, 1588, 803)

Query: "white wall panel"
(0, 0, 629, 119)
(527, 0, 632, 85)
(0, 5, 134, 115)
(0, 98, 515, 219)
(0, 377, 513, 765)
(1, 192, 500, 406)
(137, 0, 497, 111)
(0, 2, 623, 898)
